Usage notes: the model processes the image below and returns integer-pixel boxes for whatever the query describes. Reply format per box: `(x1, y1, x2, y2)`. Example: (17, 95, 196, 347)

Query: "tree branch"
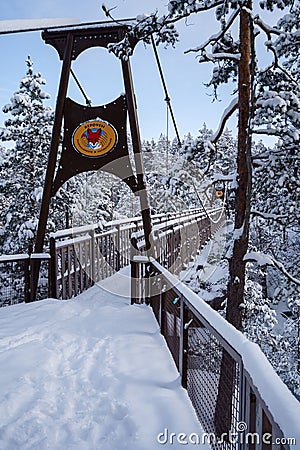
(263, 44, 298, 85)
(253, 15, 297, 85)
(251, 209, 289, 221)
(167, 0, 224, 23)
(102, 0, 224, 47)
(272, 258, 300, 286)
(184, 9, 240, 55)
(244, 251, 300, 286)
(210, 97, 238, 144)
(252, 128, 280, 136)
(253, 16, 282, 37)
(197, 51, 240, 63)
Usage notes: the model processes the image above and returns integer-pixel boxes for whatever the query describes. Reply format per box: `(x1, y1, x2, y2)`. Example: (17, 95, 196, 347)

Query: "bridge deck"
(0, 268, 209, 450)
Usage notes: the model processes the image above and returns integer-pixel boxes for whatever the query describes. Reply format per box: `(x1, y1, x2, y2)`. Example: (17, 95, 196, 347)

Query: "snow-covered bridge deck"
(0, 269, 209, 450)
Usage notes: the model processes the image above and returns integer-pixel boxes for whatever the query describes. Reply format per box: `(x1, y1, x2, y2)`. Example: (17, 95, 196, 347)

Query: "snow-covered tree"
(0, 57, 54, 254)
(71, 171, 115, 228)
(104, 0, 299, 329)
(103, 0, 300, 395)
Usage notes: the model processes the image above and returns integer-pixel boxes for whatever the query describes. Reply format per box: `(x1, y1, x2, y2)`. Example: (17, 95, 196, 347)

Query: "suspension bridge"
(0, 19, 299, 450)
(0, 207, 299, 449)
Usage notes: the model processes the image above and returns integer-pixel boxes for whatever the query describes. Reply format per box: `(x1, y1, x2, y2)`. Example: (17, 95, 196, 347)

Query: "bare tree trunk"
(226, 2, 253, 331)
(215, 3, 253, 436)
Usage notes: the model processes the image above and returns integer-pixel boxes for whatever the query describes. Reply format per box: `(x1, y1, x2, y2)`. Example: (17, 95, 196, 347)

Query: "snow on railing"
(50, 208, 222, 300)
(0, 208, 224, 304)
(0, 253, 51, 306)
(131, 257, 300, 450)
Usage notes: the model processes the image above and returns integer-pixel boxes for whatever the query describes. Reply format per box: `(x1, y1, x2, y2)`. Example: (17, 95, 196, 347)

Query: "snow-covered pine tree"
(71, 171, 114, 229)
(0, 56, 54, 254)
(246, 4, 300, 394)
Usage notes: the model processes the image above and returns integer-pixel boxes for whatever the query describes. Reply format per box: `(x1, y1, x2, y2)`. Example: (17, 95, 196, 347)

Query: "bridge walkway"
(0, 210, 299, 449)
(0, 267, 209, 449)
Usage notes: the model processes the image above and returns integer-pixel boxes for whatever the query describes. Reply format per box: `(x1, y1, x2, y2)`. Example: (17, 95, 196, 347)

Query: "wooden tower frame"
(32, 24, 152, 298)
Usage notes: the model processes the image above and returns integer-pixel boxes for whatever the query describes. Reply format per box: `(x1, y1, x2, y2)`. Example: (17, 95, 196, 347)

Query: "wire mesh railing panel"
(0, 260, 28, 306)
(186, 312, 241, 450)
(0, 255, 50, 306)
(150, 291, 160, 323)
(133, 259, 297, 450)
(35, 258, 50, 301)
(161, 289, 181, 370)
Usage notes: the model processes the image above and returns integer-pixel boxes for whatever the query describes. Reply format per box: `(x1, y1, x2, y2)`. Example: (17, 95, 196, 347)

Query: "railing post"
(130, 235, 138, 305)
(116, 223, 121, 271)
(158, 277, 163, 328)
(24, 256, 30, 303)
(145, 262, 151, 305)
(47, 254, 52, 299)
(249, 389, 257, 450)
(179, 296, 188, 389)
(131, 258, 138, 305)
(49, 236, 58, 299)
(89, 227, 96, 284)
(160, 290, 165, 336)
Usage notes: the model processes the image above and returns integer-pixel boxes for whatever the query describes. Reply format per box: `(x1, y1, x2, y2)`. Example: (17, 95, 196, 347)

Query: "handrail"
(50, 208, 208, 241)
(131, 257, 300, 449)
(49, 208, 222, 300)
(0, 208, 224, 304)
(0, 253, 51, 305)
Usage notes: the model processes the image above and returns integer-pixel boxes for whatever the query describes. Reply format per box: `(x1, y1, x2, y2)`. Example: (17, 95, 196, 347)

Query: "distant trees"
(0, 58, 117, 253)
(105, 0, 299, 325)
(1, 5, 299, 391)
(103, 0, 300, 395)
(71, 171, 115, 228)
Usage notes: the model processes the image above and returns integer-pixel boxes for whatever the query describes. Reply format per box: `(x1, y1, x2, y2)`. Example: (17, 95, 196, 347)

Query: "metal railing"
(131, 257, 300, 450)
(0, 208, 224, 303)
(0, 253, 51, 306)
(130, 207, 224, 304)
(49, 208, 215, 299)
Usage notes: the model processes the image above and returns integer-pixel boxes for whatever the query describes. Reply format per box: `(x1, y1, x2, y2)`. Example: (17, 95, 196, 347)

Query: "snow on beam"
(30, 253, 51, 259)
(55, 234, 92, 249)
(0, 18, 79, 34)
(50, 223, 96, 240)
(0, 253, 51, 262)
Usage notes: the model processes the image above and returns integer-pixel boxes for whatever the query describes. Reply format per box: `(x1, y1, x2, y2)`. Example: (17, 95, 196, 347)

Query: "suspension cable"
(166, 101, 169, 173)
(191, 178, 227, 224)
(70, 68, 92, 107)
(150, 34, 181, 147)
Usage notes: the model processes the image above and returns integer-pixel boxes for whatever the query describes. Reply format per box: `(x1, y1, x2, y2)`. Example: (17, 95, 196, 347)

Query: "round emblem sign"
(72, 119, 118, 157)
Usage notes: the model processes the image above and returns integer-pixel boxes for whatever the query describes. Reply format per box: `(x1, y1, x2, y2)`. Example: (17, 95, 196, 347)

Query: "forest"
(0, 0, 299, 400)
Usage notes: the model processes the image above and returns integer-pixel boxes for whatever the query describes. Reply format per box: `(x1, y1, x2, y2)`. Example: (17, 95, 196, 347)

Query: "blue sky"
(0, 0, 278, 143)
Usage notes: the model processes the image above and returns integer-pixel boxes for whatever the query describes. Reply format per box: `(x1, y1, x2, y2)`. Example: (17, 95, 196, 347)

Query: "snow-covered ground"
(0, 268, 209, 450)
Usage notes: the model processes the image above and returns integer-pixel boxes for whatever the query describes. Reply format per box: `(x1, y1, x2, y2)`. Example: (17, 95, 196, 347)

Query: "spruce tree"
(0, 56, 54, 254)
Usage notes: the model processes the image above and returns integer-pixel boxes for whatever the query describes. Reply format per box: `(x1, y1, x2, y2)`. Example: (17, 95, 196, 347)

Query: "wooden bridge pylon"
(32, 23, 153, 300)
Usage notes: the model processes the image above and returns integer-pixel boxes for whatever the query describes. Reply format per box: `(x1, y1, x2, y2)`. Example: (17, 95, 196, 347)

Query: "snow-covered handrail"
(50, 208, 221, 300)
(132, 257, 300, 449)
(0, 253, 51, 304)
(50, 223, 96, 240)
